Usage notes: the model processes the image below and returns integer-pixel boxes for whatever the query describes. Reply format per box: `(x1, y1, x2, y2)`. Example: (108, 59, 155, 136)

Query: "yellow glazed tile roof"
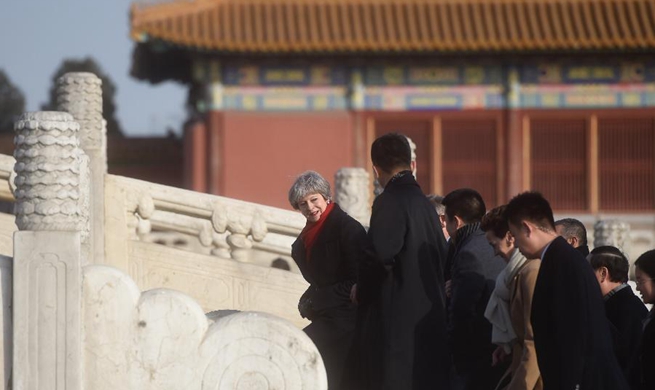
(131, 0, 655, 53)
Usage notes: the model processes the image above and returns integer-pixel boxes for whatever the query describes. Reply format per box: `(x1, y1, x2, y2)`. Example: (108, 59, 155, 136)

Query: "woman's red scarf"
(299, 202, 335, 261)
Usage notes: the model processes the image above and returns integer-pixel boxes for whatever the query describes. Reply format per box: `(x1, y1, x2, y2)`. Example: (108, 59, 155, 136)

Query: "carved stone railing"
(0, 154, 15, 203)
(0, 156, 16, 258)
(10, 111, 326, 390)
(335, 167, 370, 225)
(83, 265, 326, 390)
(57, 72, 106, 264)
(105, 174, 305, 272)
(594, 219, 631, 254)
(13, 112, 90, 257)
(12, 111, 86, 390)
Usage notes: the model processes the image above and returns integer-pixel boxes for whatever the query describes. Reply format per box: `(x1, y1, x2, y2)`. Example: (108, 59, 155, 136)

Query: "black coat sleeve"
(448, 248, 486, 361)
(334, 216, 367, 298)
(367, 194, 407, 265)
(542, 250, 590, 388)
(308, 213, 367, 313)
(357, 194, 406, 304)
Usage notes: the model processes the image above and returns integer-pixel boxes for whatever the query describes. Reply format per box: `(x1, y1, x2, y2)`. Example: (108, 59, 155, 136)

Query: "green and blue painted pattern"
(198, 61, 655, 111)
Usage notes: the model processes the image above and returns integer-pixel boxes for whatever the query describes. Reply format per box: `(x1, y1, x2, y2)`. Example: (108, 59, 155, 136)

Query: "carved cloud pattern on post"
(56, 72, 104, 150)
(13, 112, 87, 235)
(335, 167, 370, 224)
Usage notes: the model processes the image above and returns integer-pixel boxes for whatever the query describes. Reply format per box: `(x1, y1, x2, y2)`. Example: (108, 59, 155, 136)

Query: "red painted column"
(183, 119, 207, 192)
(506, 66, 525, 201)
(506, 108, 524, 200)
(351, 111, 368, 168)
(206, 110, 224, 195)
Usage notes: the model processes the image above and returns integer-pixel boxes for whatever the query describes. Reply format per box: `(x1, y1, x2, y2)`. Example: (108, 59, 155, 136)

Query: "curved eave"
(130, 0, 655, 55)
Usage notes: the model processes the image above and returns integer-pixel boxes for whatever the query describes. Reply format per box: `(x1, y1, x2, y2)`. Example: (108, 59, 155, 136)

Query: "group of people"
(287, 132, 655, 390)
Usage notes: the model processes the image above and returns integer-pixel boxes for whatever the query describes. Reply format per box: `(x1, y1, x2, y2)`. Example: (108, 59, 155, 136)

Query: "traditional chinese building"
(131, 0, 655, 213)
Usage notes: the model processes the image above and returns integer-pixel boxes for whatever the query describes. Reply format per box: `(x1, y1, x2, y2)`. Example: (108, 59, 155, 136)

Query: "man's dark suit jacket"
(604, 285, 647, 386)
(448, 224, 505, 378)
(531, 237, 629, 390)
(576, 244, 590, 257)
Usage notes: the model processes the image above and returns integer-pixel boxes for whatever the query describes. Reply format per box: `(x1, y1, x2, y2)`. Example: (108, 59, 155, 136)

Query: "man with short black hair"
(555, 218, 590, 257)
(505, 192, 628, 390)
(348, 133, 450, 390)
(442, 188, 506, 390)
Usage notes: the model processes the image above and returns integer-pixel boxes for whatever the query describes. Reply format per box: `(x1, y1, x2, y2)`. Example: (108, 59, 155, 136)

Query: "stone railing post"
(57, 72, 106, 264)
(335, 167, 370, 225)
(594, 219, 631, 255)
(13, 112, 84, 390)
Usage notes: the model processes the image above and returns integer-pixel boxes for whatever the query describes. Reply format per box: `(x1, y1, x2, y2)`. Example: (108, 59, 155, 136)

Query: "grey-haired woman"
(289, 171, 366, 389)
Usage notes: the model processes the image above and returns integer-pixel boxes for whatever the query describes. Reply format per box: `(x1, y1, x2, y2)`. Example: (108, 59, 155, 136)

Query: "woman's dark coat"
(346, 173, 450, 390)
(637, 309, 655, 390)
(531, 237, 629, 390)
(291, 203, 366, 389)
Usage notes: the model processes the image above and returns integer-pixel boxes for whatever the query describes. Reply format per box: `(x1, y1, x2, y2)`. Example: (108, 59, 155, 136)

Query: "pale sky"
(0, 0, 187, 137)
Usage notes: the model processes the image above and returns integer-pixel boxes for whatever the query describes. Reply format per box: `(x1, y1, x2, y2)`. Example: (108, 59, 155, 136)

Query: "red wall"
(107, 136, 184, 188)
(0, 133, 185, 188)
(222, 112, 354, 209)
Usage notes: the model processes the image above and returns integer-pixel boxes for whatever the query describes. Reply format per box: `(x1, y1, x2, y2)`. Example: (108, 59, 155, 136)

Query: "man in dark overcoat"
(506, 192, 629, 390)
(442, 188, 506, 390)
(587, 246, 648, 387)
(555, 218, 591, 257)
(347, 133, 450, 390)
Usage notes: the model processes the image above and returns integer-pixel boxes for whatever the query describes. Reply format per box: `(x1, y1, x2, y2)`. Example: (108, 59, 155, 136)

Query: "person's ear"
(454, 215, 465, 230)
(439, 215, 447, 228)
(569, 236, 579, 247)
(599, 266, 608, 283)
(522, 221, 533, 236)
(505, 231, 515, 246)
(372, 165, 380, 179)
(410, 160, 417, 172)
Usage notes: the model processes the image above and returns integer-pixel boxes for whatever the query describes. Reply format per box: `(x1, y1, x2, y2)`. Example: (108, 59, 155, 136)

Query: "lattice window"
(530, 119, 587, 211)
(442, 119, 498, 207)
(599, 118, 655, 211)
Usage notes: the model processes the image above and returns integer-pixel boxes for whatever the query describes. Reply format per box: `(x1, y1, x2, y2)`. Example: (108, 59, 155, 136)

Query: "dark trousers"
(450, 358, 509, 390)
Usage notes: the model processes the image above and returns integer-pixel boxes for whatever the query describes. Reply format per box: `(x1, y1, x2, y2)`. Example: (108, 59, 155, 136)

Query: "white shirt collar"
(541, 240, 554, 261)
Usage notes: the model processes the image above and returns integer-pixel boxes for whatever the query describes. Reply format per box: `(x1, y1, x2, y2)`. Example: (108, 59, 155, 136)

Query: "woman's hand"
(492, 345, 509, 366)
(350, 284, 358, 305)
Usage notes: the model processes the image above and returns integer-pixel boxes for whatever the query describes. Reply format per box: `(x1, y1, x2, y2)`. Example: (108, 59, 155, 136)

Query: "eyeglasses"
(635, 278, 655, 286)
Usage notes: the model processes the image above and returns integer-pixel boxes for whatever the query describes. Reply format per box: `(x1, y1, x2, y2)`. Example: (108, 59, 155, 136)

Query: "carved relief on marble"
(335, 167, 370, 224)
(83, 263, 325, 390)
(13, 112, 87, 234)
(594, 220, 631, 255)
(128, 240, 309, 327)
(132, 192, 271, 262)
(56, 72, 104, 150)
(14, 231, 83, 390)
